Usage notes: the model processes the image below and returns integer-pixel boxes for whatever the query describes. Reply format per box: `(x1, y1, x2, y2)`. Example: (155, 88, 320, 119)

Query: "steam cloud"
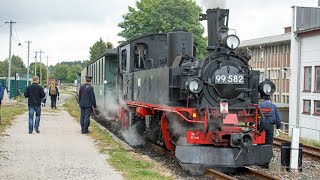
(120, 123, 146, 146)
(201, 0, 226, 9)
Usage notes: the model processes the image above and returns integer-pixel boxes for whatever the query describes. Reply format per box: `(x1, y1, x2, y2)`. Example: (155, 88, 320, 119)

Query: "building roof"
(239, 33, 291, 48)
(295, 6, 320, 33)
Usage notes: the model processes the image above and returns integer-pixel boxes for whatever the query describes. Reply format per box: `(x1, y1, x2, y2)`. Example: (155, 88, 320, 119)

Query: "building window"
(286, 95, 289, 104)
(282, 95, 286, 103)
(303, 100, 311, 114)
(304, 67, 312, 92)
(314, 101, 320, 115)
(315, 66, 320, 92)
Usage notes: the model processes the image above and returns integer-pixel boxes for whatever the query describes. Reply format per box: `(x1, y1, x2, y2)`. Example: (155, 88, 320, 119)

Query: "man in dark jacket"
(24, 76, 45, 134)
(78, 76, 96, 134)
(259, 95, 281, 145)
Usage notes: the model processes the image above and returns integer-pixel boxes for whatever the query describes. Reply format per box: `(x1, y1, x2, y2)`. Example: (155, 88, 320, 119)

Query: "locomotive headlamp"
(224, 35, 240, 50)
(258, 80, 276, 96)
(185, 78, 203, 93)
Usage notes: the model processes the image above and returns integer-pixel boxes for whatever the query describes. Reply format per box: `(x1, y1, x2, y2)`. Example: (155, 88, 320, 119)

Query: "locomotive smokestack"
(200, 8, 229, 51)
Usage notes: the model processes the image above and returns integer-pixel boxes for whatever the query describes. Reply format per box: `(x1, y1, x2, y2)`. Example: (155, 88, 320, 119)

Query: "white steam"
(201, 0, 226, 9)
(120, 124, 146, 146)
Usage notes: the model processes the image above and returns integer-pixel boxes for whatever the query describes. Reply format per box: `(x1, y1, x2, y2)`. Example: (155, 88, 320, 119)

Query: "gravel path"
(0, 95, 123, 180)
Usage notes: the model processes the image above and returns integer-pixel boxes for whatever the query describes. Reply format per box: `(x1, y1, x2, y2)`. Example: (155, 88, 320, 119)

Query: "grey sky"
(0, 0, 318, 66)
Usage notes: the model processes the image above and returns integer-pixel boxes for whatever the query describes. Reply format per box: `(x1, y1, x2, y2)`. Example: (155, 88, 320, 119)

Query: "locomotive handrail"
(153, 107, 205, 124)
(126, 101, 205, 123)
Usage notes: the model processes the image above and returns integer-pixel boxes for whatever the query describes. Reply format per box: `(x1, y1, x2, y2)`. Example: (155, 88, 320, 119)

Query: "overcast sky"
(0, 0, 318, 66)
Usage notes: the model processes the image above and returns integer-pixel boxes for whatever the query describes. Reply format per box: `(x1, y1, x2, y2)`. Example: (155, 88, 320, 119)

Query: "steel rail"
(273, 137, 320, 159)
(205, 169, 237, 180)
(244, 167, 281, 180)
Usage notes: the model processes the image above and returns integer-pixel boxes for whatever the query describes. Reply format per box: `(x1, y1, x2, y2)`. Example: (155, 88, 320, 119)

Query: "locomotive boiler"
(84, 8, 276, 175)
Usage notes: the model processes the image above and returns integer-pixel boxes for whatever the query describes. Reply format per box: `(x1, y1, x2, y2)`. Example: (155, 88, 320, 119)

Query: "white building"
(290, 6, 320, 141)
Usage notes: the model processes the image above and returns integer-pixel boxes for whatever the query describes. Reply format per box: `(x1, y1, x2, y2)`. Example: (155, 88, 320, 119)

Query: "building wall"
(246, 42, 291, 104)
(296, 31, 320, 140)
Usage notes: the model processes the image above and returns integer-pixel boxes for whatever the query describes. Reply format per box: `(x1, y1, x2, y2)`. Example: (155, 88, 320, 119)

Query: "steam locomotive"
(80, 8, 275, 174)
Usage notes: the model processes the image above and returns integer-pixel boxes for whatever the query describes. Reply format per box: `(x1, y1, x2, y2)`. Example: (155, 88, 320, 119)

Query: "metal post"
(26, 41, 31, 86)
(5, 20, 16, 99)
(39, 50, 44, 85)
(46, 56, 49, 85)
(34, 52, 37, 76)
(290, 128, 300, 170)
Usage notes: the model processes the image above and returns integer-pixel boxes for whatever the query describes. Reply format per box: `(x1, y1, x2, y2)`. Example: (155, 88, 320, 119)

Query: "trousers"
(265, 123, 274, 145)
(51, 96, 57, 108)
(80, 107, 91, 133)
(28, 106, 41, 133)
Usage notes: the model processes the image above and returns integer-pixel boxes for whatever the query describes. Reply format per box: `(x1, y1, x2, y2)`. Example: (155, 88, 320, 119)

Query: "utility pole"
(26, 41, 32, 86)
(39, 50, 44, 85)
(46, 56, 50, 85)
(5, 20, 16, 99)
(34, 51, 37, 76)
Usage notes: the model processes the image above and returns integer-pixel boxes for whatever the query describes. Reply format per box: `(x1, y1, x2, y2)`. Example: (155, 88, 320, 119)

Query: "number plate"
(215, 74, 244, 84)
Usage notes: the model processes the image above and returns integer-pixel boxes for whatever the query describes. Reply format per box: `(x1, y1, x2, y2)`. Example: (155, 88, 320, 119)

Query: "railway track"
(149, 143, 281, 180)
(273, 137, 320, 159)
(205, 167, 280, 180)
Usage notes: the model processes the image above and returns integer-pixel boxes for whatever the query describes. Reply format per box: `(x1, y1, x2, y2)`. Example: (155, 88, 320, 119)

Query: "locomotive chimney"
(200, 8, 229, 51)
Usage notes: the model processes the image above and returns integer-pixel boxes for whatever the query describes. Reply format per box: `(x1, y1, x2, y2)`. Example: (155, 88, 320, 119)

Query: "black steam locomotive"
(82, 8, 275, 174)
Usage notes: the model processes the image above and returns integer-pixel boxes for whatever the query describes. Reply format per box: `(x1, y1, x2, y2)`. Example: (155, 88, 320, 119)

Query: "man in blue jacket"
(0, 83, 4, 105)
(259, 95, 281, 145)
(78, 76, 96, 134)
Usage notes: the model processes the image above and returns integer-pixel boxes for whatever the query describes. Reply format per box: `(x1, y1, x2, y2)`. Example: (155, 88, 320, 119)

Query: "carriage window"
(121, 49, 127, 71)
(134, 44, 147, 69)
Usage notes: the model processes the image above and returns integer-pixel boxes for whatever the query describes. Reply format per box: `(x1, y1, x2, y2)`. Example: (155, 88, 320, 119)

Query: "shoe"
(29, 131, 32, 134)
(35, 129, 40, 133)
(82, 131, 90, 134)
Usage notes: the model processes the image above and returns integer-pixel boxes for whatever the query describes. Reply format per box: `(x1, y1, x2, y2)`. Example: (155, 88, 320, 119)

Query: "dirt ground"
(0, 94, 123, 180)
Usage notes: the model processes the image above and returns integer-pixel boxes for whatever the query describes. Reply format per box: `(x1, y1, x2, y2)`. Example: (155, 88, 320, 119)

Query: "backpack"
(50, 86, 57, 95)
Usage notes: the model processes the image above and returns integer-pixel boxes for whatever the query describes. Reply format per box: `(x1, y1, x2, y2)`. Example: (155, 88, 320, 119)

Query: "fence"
(281, 122, 320, 142)
(0, 79, 30, 99)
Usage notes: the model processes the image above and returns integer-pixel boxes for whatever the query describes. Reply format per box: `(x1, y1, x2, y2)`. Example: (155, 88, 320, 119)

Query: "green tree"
(0, 55, 27, 78)
(66, 65, 82, 83)
(53, 64, 68, 81)
(89, 37, 107, 62)
(29, 62, 48, 84)
(106, 41, 113, 49)
(118, 0, 207, 59)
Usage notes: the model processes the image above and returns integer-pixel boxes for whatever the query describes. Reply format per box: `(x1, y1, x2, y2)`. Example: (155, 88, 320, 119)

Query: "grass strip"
(279, 133, 320, 148)
(63, 97, 172, 180)
(0, 103, 28, 135)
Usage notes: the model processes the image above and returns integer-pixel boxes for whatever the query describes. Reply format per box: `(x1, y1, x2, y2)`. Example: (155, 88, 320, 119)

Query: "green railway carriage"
(83, 48, 118, 116)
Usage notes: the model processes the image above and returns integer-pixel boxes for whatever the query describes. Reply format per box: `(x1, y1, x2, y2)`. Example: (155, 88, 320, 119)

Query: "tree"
(0, 55, 27, 78)
(106, 41, 113, 49)
(53, 64, 68, 81)
(29, 62, 47, 84)
(66, 65, 82, 83)
(118, 0, 207, 59)
(89, 37, 107, 62)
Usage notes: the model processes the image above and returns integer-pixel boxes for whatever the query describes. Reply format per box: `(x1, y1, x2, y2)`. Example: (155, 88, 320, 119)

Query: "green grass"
(279, 133, 320, 148)
(0, 103, 28, 135)
(63, 98, 172, 180)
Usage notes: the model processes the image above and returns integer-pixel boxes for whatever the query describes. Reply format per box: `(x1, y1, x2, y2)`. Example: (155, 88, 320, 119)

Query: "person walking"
(0, 83, 4, 125)
(49, 82, 59, 109)
(0, 83, 4, 105)
(259, 95, 281, 145)
(78, 76, 96, 134)
(41, 86, 49, 107)
(24, 76, 45, 134)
